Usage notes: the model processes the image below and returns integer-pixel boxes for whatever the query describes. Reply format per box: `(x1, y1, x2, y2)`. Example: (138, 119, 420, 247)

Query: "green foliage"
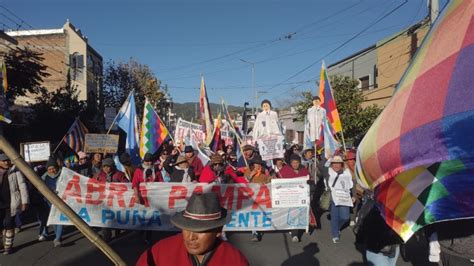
(103, 59, 166, 118)
(294, 75, 382, 145)
(3, 47, 50, 104)
(29, 71, 86, 141)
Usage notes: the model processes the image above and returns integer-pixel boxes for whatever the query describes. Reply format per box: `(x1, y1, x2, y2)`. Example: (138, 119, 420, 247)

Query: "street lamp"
(240, 59, 256, 115)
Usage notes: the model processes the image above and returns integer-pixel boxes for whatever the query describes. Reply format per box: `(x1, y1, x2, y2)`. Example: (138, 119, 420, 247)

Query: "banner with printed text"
(174, 118, 205, 144)
(48, 168, 309, 231)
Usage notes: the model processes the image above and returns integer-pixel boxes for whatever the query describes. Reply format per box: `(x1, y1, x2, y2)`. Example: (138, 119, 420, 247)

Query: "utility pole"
(240, 59, 256, 115)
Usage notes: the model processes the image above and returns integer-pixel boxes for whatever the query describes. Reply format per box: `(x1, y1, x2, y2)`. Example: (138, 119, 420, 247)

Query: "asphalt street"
(0, 212, 437, 266)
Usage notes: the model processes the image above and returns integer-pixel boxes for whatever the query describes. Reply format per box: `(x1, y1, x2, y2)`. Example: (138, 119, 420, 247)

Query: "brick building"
(7, 20, 103, 109)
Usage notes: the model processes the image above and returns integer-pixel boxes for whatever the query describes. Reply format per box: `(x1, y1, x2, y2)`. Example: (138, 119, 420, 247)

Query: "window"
(286, 130, 294, 144)
(359, 75, 370, 90)
(70, 52, 84, 80)
(373, 65, 378, 89)
(297, 131, 304, 145)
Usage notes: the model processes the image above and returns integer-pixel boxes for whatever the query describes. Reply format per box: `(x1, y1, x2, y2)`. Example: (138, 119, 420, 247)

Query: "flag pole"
(221, 98, 248, 168)
(0, 135, 126, 265)
(106, 90, 134, 135)
(339, 130, 347, 151)
(52, 117, 79, 154)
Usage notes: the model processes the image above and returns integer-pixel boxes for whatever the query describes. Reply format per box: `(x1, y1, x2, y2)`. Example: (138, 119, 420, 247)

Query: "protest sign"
(331, 188, 353, 207)
(48, 168, 310, 231)
(174, 118, 205, 144)
(21, 141, 50, 162)
(256, 135, 285, 160)
(84, 134, 119, 154)
(271, 177, 310, 208)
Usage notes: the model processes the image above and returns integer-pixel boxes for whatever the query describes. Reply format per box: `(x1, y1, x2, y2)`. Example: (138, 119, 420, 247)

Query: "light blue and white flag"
(116, 91, 140, 165)
(323, 117, 340, 159)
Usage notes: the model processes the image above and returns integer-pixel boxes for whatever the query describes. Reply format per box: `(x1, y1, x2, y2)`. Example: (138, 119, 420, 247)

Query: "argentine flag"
(116, 91, 141, 165)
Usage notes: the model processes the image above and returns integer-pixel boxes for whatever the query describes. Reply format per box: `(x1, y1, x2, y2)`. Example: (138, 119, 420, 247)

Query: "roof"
(327, 44, 376, 69)
(6, 28, 65, 37)
(327, 18, 430, 69)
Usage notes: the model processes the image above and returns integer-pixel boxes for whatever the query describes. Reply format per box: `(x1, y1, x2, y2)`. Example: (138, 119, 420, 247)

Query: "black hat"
(0, 151, 8, 161)
(242, 144, 254, 151)
(261, 99, 271, 107)
(171, 192, 228, 232)
(143, 152, 154, 162)
(184, 146, 194, 153)
(250, 155, 265, 166)
(312, 96, 321, 101)
(119, 153, 131, 166)
(289, 154, 301, 162)
(46, 157, 58, 169)
(102, 158, 115, 167)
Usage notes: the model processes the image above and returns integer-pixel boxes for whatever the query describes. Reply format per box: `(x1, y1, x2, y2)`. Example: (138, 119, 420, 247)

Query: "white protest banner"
(84, 134, 119, 154)
(331, 188, 353, 207)
(174, 118, 205, 144)
(21, 141, 50, 162)
(48, 168, 309, 231)
(256, 135, 285, 160)
(271, 177, 310, 208)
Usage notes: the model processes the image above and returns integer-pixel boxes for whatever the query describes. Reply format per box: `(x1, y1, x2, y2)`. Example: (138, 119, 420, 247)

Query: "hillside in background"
(173, 102, 245, 121)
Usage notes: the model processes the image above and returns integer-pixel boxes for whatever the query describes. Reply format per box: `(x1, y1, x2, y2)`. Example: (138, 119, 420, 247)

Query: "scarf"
(175, 165, 191, 183)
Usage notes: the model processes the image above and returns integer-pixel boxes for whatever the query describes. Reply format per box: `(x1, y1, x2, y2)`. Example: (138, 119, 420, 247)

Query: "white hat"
(330, 156, 344, 164)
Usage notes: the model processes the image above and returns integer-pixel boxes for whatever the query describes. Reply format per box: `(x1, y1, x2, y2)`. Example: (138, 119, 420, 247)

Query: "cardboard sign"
(48, 168, 310, 231)
(256, 135, 285, 160)
(271, 176, 310, 208)
(21, 141, 50, 162)
(84, 134, 119, 154)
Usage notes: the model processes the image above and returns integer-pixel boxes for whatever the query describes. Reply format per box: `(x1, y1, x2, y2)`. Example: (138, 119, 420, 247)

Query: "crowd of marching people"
(0, 140, 473, 265)
(0, 102, 471, 265)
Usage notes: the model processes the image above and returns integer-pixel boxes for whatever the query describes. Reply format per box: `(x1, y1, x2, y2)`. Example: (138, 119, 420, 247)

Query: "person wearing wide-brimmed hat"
(163, 153, 196, 183)
(242, 155, 271, 242)
(244, 155, 270, 185)
(327, 155, 353, 244)
(136, 192, 249, 266)
(199, 154, 227, 184)
(184, 146, 204, 179)
(237, 144, 255, 168)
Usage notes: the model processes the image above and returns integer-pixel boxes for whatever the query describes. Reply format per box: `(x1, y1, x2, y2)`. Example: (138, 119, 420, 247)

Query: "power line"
(267, 0, 409, 93)
(154, 2, 365, 75)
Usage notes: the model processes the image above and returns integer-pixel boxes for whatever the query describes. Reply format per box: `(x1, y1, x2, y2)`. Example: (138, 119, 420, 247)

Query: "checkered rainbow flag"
(356, 0, 474, 241)
(139, 98, 171, 159)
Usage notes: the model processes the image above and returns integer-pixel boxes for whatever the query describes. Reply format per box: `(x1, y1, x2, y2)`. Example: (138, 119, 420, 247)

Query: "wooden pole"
(0, 135, 126, 265)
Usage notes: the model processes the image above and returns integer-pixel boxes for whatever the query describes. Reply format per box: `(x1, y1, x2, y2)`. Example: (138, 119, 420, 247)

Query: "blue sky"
(3, 0, 435, 107)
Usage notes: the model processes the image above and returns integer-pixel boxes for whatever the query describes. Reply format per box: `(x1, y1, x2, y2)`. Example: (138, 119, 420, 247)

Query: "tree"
(103, 59, 166, 118)
(28, 71, 86, 141)
(3, 47, 50, 104)
(295, 75, 382, 146)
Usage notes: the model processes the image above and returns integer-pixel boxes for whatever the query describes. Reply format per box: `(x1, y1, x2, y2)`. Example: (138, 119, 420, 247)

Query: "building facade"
(7, 20, 103, 109)
(279, 107, 304, 146)
(327, 19, 430, 108)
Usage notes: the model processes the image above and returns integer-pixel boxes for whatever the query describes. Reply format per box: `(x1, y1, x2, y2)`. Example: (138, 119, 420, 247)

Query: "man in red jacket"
(136, 192, 249, 266)
(184, 146, 204, 179)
